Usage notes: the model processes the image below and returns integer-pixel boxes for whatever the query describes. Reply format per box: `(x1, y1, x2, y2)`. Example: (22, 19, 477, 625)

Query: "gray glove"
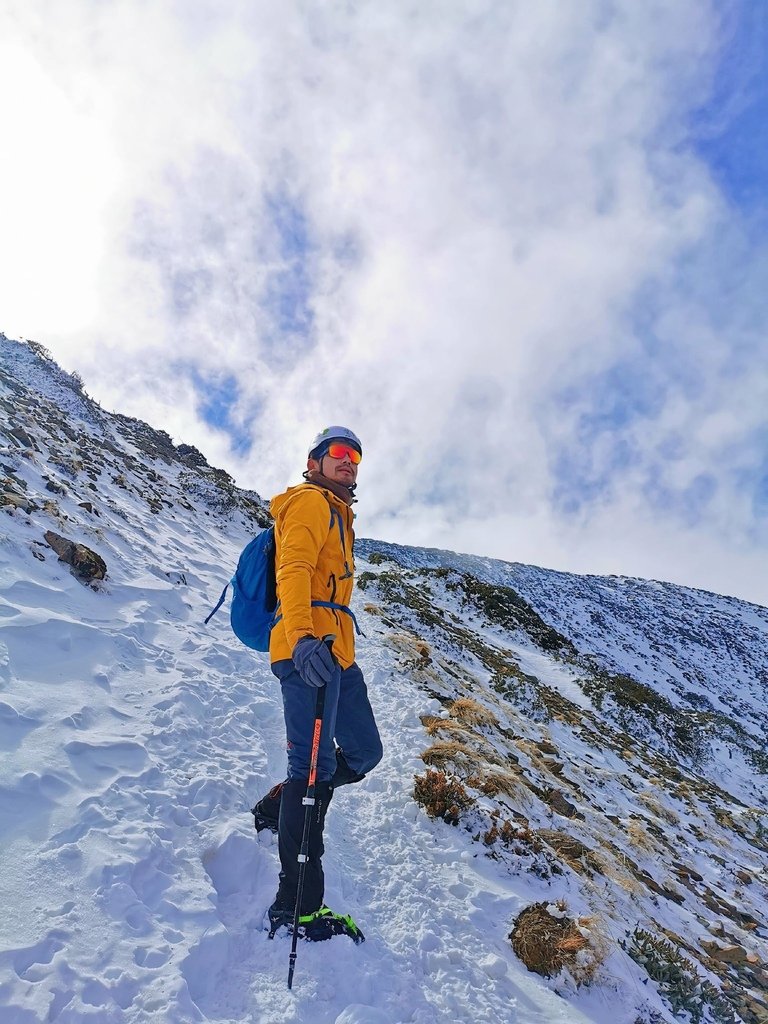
(292, 636, 336, 688)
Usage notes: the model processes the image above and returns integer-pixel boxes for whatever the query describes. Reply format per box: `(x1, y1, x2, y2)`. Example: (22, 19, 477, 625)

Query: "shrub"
(413, 769, 475, 825)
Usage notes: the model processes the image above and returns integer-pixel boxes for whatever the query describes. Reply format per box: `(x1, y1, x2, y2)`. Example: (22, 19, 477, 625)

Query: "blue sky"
(0, 1, 767, 604)
(263, 188, 315, 344)
(691, 2, 768, 216)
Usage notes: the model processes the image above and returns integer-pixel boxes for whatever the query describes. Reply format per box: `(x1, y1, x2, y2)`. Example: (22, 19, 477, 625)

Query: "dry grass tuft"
(420, 714, 472, 739)
(638, 790, 680, 825)
(466, 768, 531, 805)
(413, 769, 475, 824)
(420, 739, 480, 771)
(510, 902, 606, 983)
(387, 633, 431, 662)
(449, 697, 499, 729)
(627, 819, 658, 853)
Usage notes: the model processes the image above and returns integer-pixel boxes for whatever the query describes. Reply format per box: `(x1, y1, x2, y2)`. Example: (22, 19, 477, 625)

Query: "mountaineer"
(256, 426, 383, 943)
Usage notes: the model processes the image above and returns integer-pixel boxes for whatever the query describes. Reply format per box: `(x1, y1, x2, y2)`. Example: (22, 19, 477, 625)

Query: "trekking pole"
(287, 635, 336, 991)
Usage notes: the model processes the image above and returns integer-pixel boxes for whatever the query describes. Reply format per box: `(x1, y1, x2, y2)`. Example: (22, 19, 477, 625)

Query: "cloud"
(1, 0, 767, 604)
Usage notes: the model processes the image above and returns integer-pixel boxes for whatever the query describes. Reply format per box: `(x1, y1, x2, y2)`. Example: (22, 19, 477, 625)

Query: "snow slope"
(1, 335, 766, 1024)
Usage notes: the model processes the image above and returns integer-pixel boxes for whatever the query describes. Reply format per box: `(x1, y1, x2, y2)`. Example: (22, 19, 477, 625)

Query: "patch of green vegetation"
(622, 928, 738, 1024)
(581, 669, 711, 762)
(745, 747, 768, 775)
(361, 567, 591, 730)
(426, 569, 578, 656)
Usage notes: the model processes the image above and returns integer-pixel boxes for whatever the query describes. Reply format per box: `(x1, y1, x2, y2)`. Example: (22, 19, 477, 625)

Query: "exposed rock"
(176, 443, 208, 469)
(547, 789, 580, 819)
(78, 501, 95, 514)
(537, 829, 602, 874)
(702, 940, 749, 964)
(1, 491, 37, 513)
(45, 478, 67, 495)
(10, 425, 36, 448)
(737, 870, 753, 885)
(673, 861, 704, 883)
(536, 740, 559, 755)
(43, 530, 107, 582)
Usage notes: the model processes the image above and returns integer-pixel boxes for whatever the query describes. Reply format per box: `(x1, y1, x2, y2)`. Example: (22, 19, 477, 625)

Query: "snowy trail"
(170, 630, 600, 1024)
(1, 514, 605, 1023)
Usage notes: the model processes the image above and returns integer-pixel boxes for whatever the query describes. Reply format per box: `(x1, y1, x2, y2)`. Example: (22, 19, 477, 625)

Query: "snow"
(0, 522, 603, 1023)
(1, 336, 767, 1024)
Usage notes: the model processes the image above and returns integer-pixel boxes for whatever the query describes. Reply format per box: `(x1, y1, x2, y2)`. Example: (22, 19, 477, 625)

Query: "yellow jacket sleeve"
(275, 489, 329, 652)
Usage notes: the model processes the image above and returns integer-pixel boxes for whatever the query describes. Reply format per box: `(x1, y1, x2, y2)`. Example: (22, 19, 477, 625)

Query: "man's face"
(308, 444, 360, 487)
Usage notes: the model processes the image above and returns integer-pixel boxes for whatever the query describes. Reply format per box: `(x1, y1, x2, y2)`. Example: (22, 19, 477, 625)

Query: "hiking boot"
(251, 781, 284, 833)
(266, 901, 293, 937)
(299, 905, 365, 944)
(266, 902, 365, 944)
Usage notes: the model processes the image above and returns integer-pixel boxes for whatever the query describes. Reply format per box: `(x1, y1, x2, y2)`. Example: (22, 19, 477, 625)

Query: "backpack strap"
(271, 600, 364, 637)
(328, 505, 354, 580)
(309, 600, 363, 635)
(204, 576, 235, 625)
(272, 494, 363, 637)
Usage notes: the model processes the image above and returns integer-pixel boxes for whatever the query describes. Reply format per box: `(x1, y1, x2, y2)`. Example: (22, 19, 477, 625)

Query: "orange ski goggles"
(326, 443, 362, 464)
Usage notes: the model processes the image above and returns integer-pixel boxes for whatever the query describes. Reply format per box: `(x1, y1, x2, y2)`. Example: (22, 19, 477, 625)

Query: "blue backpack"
(205, 527, 279, 651)
(206, 497, 362, 652)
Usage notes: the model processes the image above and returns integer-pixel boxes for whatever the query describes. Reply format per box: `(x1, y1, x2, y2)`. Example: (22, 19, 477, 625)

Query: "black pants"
(275, 778, 334, 915)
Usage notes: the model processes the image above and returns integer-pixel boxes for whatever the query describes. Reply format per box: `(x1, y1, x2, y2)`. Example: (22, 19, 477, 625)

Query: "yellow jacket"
(268, 482, 357, 669)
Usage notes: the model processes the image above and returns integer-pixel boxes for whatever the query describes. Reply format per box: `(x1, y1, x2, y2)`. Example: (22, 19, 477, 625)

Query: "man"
(256, 426, 383, 943)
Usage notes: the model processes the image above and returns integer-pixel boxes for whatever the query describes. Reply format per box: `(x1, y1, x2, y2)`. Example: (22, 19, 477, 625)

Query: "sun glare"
(0, 43, 120, 336)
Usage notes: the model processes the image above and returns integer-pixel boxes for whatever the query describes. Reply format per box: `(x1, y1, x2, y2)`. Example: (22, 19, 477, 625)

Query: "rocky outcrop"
(43, 531, 107, 582)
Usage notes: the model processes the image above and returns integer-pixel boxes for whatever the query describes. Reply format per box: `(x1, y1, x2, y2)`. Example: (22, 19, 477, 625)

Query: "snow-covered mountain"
(1, 334, 766, 1024)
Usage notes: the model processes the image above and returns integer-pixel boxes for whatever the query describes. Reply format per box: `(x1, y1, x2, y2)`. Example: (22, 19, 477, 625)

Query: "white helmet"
(308, 426, 362, 459)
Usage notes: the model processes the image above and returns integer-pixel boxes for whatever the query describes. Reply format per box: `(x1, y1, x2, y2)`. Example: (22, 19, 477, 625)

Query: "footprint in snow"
(63, 739, 148, 783)
(0, 699, 40, 750)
